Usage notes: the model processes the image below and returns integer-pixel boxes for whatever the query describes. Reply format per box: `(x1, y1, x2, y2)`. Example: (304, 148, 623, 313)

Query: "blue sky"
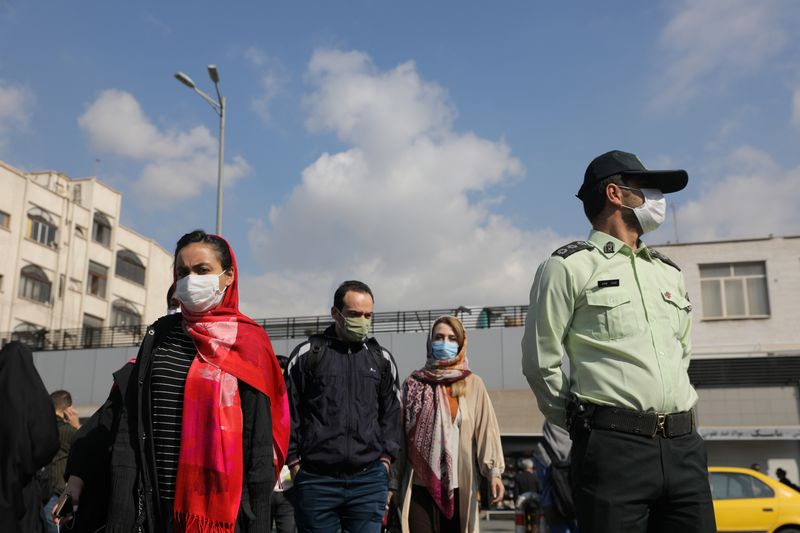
(2, 1, 799, 316)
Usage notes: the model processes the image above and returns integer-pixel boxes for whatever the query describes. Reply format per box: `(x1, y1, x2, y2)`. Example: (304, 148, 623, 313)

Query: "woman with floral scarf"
(60, 230, 290, 532)
(393, 315, 505, 532)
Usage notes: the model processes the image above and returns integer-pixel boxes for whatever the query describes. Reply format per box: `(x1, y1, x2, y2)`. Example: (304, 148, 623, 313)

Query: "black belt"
(590, 406, 694, 438)
(302, 460, 378, 478)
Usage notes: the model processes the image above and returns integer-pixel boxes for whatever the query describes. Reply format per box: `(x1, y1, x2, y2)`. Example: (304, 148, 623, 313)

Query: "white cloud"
(243, 47, 288, 125)
(792, 89, 800, 128)
(663, 146, 800, 242)
(78, 89, 250, 208)
(0, 80, 33, 148)
(240, 49, 570, 317)
(653, 0, 793, 110)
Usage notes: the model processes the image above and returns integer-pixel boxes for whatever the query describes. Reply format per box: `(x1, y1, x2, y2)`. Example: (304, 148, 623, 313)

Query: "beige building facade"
(0, 160, 173, 345)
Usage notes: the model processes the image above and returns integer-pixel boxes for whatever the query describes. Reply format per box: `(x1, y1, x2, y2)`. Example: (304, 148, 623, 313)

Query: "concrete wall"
(696, 386, 800, 426)
(34, 345, 140, 409)
(35, 327, 529, 407)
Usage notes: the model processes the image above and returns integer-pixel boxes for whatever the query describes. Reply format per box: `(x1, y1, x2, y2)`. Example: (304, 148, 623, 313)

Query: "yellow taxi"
(710, 466, 800, 532)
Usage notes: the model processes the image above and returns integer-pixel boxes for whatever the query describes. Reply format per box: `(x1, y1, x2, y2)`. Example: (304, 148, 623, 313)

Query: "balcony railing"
(1, 305, 529, 352)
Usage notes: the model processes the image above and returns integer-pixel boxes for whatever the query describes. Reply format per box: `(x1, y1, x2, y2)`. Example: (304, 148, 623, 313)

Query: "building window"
(115, 249, 146, 285)
(92, 212, 112, 246)
(87, 261, 108, 299)
(112, 299, 142, 327)
(11, 322, 46, 350)
(19, 264, 51, 304)
(699, 262, 770, 319)
(0, 210, 9, 230)
(27, 207, 58, 247)
(83, 314, 103, 348)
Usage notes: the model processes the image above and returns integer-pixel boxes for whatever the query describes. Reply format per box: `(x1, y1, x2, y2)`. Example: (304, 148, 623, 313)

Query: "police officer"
(521, 150, 715, 532)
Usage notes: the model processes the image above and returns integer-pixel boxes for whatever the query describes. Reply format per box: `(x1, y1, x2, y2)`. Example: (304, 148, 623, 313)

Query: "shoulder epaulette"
(650, 249, 681, 271)
(551, 240, 594, 258)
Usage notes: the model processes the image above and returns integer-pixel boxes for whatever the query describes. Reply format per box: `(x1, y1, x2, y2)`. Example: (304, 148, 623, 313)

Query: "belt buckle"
(653, 414, 666, 438)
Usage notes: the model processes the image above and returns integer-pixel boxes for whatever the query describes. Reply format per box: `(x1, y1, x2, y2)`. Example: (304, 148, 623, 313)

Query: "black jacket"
(285, 325, 401, 473)
(0, 341, 59, 533)
(65, 314, 275, 532)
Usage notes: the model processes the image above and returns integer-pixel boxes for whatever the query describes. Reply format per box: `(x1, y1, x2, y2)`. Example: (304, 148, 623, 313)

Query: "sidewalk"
(480, 517, 515, 532)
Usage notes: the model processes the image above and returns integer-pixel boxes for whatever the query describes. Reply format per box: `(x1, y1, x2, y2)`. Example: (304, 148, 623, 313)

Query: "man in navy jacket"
(285, 280, 401, 533)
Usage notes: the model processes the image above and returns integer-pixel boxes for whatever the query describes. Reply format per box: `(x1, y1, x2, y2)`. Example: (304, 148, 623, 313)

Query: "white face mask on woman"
(175, 272, 227, 314)
(619, 186, 666, 234)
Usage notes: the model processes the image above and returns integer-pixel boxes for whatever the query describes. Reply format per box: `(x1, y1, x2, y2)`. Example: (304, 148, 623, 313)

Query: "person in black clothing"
(285, 280, 402, 533)
(776, 469, 800, 492)
(0, 341, 59, 533)
(42, 390, 80, 533)
(60, 230, 289, 533)
(515, 459, 539, 498)
(271, 355, 297, 533)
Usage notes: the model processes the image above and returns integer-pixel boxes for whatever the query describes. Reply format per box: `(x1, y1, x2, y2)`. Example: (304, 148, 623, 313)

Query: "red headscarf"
(171, 236, 289, 532)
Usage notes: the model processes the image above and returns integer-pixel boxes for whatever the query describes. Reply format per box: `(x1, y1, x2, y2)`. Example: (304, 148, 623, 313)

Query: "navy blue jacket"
(285, 325, 401, 473)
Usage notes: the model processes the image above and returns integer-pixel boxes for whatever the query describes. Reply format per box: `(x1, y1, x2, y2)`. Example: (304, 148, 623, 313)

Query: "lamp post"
(174, 66, 226, 235)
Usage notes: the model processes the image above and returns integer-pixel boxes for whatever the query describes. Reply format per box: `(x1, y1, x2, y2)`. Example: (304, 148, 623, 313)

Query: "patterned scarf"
(172, 237, 290, 533)
(404, 316, 471, 519)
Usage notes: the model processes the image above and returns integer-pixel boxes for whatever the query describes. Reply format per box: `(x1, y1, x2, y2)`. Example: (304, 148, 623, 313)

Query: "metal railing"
(2, 305, 529, 352)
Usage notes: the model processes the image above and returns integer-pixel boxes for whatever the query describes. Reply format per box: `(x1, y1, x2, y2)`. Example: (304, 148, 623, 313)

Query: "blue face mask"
(431, 340, 459, 360)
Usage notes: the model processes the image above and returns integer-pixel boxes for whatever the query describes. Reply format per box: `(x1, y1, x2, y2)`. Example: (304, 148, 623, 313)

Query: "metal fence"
(1, 304, 529, 352)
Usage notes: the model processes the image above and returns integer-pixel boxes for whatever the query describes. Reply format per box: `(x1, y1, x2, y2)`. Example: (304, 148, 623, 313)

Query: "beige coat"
(393, 373, 505, 532)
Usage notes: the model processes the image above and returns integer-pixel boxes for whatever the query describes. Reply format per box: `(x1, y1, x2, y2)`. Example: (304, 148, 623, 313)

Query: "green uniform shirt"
(521, 229, 697, 427)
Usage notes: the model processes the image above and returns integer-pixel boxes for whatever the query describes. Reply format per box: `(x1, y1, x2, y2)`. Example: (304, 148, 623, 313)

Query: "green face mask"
(336, 310, 372, 342)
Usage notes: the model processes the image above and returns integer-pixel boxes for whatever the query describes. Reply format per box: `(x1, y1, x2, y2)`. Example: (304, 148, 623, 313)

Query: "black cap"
(577, 150, 688, 198)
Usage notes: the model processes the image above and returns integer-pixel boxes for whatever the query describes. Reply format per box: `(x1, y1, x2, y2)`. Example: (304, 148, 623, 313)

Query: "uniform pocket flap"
(585, 288, 631, 309)
(660, 288, 692, 310)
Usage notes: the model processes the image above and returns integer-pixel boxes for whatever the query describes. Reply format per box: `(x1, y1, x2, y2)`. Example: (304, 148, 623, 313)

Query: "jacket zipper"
(345, 346, 352, 466)
(136, 486, 144, 532)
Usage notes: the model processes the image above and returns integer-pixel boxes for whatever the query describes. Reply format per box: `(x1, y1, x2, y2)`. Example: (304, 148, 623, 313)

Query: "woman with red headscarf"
(59, 230, 290, 533)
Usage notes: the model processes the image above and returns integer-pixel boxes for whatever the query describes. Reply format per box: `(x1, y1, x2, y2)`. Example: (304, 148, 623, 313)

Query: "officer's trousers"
(570, 427, 716, 533)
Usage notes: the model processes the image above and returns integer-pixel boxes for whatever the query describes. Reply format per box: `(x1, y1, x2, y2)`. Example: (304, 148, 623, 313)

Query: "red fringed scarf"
(172, 237, 290, 533)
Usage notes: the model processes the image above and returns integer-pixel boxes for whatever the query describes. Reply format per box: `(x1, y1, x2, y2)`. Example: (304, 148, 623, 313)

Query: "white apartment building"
(0, 159, 173, 346)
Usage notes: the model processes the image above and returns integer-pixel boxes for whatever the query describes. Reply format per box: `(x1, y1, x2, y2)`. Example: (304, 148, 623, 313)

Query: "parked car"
(710, 466, 800, 532)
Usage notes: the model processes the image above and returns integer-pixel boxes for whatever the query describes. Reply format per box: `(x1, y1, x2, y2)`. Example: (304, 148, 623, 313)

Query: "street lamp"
(174, 65, 226, 235)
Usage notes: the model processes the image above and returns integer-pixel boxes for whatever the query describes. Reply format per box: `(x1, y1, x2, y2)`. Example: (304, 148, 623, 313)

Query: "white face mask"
(620, 186, 666, 234)
(175, 272, 227, 314)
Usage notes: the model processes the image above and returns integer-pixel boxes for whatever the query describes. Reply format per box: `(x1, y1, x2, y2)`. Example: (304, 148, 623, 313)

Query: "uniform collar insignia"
(604, 241, 615, 254)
